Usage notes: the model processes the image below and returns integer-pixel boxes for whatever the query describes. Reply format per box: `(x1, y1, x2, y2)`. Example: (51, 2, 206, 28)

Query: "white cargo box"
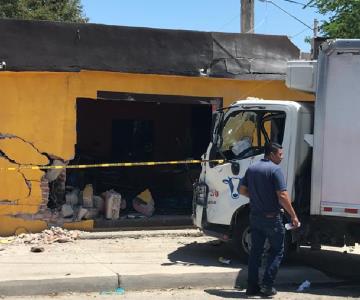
(311, 40, 360, 218)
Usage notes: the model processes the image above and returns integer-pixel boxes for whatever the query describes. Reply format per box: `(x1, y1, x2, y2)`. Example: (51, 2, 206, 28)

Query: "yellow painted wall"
(0, 70, 314, 236)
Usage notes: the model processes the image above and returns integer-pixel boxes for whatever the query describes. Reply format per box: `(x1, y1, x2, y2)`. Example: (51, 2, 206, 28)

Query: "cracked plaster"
(0, 136, 49, 165)
(0, 136, 49, 219)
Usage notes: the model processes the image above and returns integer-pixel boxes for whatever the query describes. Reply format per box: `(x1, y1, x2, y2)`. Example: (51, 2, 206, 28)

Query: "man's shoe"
(245, 285, 260, 296)
(234, 284, 244, 290)
(260, 286, 277, 297)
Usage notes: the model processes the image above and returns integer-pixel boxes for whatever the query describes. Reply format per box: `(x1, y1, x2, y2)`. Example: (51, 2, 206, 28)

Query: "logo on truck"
(222, 177, 241, 199)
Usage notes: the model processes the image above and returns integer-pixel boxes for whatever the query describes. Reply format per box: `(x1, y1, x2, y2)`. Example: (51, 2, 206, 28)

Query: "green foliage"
(0, 0, 88, 23)
(306, 0, 360, 38)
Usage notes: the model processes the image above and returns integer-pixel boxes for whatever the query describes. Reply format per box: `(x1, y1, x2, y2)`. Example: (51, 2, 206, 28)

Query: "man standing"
(239, 142, 300, 296)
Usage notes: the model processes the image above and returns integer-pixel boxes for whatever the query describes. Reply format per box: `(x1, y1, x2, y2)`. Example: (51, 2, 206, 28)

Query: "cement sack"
(82, 184, 93, 208)
(104, 190, 121, 220)
(137, 189, 153, 204)
(132, 197, 154, 217)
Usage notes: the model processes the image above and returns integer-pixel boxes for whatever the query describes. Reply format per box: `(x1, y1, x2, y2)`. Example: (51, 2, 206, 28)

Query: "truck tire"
(232, 213, 296, 262)
(232, 214, 251, 261)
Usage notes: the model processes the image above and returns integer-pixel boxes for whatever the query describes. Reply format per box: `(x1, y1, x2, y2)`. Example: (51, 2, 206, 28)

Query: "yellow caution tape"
(1, 159, 225, 171)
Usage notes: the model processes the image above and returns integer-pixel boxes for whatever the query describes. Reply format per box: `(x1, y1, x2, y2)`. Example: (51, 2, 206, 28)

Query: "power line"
(258, 0, 313, 30)
(280, 0, 307, 6)
(303, 0, 316, 9)
(218, 2, 267, 33)
(246, 18, 267, 33)
(245, 0, 269, 33)
(289, 27, 311, 39)
(218, 13, 240, 31)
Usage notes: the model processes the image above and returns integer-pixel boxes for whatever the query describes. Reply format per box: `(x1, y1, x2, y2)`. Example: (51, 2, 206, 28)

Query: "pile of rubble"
(45, 161, 155, 222)
(61, 185, 155, 221)
(15, 227, 81, 245)
(61, 186, 127, 221)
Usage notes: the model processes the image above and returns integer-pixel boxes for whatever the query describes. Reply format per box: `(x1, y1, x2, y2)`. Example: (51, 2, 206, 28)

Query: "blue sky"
(82, 0, 326, 52)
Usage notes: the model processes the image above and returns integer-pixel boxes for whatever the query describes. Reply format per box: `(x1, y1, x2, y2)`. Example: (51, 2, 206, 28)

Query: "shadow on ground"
(205, 283, 360, 299)
(167, 240, 360, 298)
(204, 288, 248, 299)
(164, 240, 243, 268)
(167, 239, 360, 281)
(290, 247, 360, 280)
(165, 240, 302, 269)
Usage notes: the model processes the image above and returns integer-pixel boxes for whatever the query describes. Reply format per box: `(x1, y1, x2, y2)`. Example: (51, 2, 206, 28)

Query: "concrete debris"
(0, 238, 13, 244)
(15, 227, 81, 245)
(84, 208, 99, 220)
(77, 207, 88, 221)
(218, 257, 231, 265)
(61, 204, 74, 218)
(93, 196, 104, 213)
(30, 246, 44, 253)
(65, 189, 79, 206)
(45, 160, 66, 182)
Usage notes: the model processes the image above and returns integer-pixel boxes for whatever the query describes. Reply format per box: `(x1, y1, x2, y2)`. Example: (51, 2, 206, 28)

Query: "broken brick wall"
(0, 72, 76, 235)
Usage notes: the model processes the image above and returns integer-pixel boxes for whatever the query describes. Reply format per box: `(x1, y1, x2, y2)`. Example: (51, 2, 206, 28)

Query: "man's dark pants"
(248, 214, 285, 288)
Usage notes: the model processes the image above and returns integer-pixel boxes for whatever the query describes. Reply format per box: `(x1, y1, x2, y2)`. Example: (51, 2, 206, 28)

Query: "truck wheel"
(232, 215, 251, 261)
(232, 214, 294, 261)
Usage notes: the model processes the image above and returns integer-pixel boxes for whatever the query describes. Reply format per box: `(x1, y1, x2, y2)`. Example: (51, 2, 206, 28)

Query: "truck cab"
(193, 99, 312, 257)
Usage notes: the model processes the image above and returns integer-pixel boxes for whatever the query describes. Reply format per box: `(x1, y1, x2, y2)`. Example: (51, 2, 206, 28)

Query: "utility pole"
(241, 0, 254, 33)
(313, 18, 319, 38)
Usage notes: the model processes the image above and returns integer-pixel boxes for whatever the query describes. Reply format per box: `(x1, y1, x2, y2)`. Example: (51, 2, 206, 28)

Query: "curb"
(0, 276, 119, 297)
(0, 266, 339, 296)
(78, 229, 204, 240)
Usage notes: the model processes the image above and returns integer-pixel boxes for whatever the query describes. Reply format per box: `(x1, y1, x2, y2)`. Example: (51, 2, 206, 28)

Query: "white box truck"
(193, 39, 360, 258)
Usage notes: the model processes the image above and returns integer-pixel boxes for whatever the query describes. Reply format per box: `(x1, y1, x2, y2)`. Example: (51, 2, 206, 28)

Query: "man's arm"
(239, 172, 249, 198)
(277, 190, 300, 228)
(239, 185, 249, 198)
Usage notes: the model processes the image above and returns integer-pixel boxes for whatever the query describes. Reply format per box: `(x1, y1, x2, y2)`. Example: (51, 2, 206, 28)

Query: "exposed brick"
(39, 176, 50, 211)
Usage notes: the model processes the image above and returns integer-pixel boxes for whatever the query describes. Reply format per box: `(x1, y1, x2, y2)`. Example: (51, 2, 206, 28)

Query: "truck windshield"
(219, 110, 286, 160)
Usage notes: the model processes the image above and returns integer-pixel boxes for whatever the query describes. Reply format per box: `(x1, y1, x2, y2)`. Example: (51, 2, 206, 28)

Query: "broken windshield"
(219, 110, 286, 160)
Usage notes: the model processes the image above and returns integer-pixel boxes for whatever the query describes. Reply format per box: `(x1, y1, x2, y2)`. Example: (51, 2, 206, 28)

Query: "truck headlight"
(193, 182, 209, 206)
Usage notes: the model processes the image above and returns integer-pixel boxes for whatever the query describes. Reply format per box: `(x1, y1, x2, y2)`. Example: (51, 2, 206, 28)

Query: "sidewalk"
(0, 229, 338, 296)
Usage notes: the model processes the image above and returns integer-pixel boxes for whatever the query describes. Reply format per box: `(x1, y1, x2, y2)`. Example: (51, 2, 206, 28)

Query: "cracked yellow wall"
(0, 71, 313, 236)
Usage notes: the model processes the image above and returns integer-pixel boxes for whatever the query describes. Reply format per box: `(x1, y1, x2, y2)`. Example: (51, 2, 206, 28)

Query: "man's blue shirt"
(241, 159, 287, 214)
